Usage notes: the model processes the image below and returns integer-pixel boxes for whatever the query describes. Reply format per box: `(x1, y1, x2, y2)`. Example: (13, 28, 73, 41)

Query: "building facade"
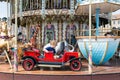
(112, 14, 120, 29)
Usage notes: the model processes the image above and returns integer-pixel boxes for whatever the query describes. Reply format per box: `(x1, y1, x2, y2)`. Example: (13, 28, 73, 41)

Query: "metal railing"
(75, 28, 120, 36)
(45, 0, 71, 9)
(22, 0, 73, 11)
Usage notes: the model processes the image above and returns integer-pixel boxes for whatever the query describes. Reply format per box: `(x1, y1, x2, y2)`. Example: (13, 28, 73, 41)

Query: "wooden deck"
(0, 58, 120, 80)
(76, 36, 120, 39)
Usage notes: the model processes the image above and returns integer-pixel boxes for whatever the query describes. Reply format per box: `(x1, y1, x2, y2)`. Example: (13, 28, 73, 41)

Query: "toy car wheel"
(22, 58, 35, 71)
(70, 59, 82, 71)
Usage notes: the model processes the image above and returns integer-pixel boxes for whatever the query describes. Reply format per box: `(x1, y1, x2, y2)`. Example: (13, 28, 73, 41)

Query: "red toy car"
(22, 42, 82, 71)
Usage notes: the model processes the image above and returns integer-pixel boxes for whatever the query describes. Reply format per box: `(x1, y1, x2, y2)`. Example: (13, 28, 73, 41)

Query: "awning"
(75, 2, 120, 15)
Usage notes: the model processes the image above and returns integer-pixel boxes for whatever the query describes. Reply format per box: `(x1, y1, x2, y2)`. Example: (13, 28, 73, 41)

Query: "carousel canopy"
(75, 1, 120, 15)
(0, 0, 6, 1)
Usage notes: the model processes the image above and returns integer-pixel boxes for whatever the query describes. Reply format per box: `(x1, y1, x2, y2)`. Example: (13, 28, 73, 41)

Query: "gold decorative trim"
(99, 41, 108, 64)
(76, 36, 120, 39)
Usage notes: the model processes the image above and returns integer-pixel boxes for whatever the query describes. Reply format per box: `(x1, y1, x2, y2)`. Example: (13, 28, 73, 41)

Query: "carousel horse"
(0, 21, 15, 64)
(0, 36, 15, 55)
(0, 22, 8, 50)
(0, 35, 15, 69)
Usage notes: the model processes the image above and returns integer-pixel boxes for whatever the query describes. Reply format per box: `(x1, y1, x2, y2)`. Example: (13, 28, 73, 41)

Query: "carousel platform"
(0, 59, 120, 80)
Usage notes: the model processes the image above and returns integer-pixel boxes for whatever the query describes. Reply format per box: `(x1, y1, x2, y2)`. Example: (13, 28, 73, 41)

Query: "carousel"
(9, 1, 111, 47)
(0, 0, 120, 75)
(9, 0, 120, 65)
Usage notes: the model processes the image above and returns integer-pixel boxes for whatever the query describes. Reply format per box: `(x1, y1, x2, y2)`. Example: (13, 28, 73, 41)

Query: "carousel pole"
(4, 0, 12, 69)
(14, 0, 18, 72)
(88, 0, 92, 74)
(42, 0, 46, 20)
(10, 0, 12, 33)
(7, 0, 9, 28)
(96, 8, 100, 36)
(110, 6, 113, 32)
(19, 0, 22, 19)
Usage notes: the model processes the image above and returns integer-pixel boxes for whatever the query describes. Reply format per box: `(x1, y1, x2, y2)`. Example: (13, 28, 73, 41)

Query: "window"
(113, 21, 115, 24)
(118, 20, 120, 24)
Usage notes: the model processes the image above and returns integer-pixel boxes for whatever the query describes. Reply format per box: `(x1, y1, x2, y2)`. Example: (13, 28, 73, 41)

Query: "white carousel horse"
(0, 22, 15, 68)
(0, 36, 15, 51)
(0, 37, 15, 69)
(0, 21, 16, 51)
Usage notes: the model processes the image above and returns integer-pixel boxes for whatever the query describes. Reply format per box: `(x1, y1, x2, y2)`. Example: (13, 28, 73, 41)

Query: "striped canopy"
(75, 1, 120, 15)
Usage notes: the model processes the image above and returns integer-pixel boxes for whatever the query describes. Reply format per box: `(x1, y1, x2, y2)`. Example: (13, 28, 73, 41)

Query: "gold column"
(26, 22, 29, 42)
(40, 23, 42, 51)
(58, 19, 62, 42)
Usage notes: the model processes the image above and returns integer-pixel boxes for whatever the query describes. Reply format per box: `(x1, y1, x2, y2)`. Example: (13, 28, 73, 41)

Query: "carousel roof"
(75, 1, 120, 15)
(0, 0, 6, 1)
(0, 0, 11, 2)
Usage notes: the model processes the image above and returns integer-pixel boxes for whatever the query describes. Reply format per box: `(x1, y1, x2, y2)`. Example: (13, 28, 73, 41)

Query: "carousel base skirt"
(0, 59, 120, 80)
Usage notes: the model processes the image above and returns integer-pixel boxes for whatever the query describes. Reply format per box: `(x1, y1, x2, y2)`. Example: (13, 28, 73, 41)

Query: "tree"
(2, 17, 7, 22)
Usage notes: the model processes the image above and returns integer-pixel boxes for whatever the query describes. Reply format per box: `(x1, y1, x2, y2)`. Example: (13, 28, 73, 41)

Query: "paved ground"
(0, 59, 120, 80)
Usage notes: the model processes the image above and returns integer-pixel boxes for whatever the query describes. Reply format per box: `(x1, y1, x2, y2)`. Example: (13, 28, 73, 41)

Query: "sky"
(112, 9, 120, 15)
(0, 2, 120, 18)
(0, 2, 10, 18)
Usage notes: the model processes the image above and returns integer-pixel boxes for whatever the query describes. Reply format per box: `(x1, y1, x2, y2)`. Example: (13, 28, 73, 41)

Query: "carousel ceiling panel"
(0, 0, 11, 2)
(0, 0, 6, 1)
(75, 2, 120, 15)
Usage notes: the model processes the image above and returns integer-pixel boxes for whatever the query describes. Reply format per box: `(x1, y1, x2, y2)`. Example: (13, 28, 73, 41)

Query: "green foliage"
(2, 17, 7, 21)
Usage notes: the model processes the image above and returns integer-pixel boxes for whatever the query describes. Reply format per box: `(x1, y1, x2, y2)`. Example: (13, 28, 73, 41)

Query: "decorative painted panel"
(63, 21, 79, 46)
(42, 20, 58, 45)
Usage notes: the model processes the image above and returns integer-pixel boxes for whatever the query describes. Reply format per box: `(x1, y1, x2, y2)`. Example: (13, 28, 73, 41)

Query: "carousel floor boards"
(0, 59, 120, 80)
